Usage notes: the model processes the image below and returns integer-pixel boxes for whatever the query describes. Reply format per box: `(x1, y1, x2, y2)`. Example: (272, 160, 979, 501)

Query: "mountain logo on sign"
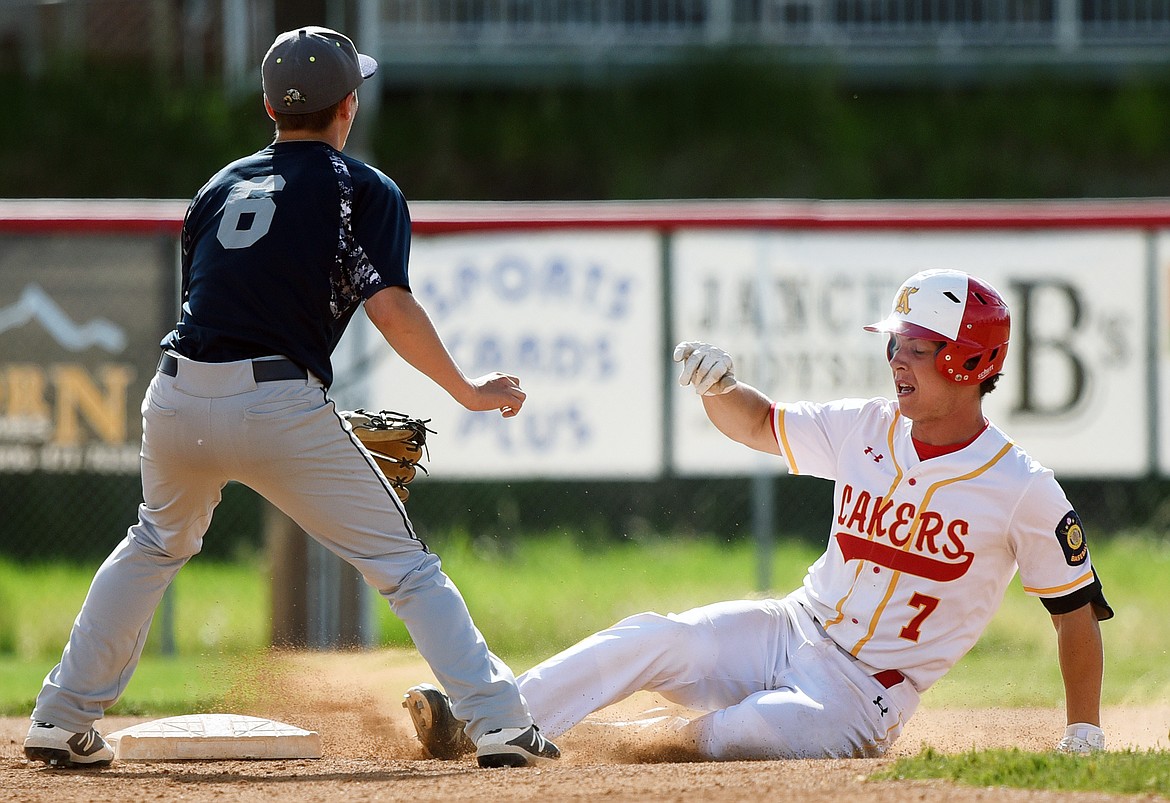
(0, 283, 127, 353)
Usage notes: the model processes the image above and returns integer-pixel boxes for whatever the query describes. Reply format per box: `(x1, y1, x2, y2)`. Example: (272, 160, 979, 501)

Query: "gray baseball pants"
(32, 352, 530, 741)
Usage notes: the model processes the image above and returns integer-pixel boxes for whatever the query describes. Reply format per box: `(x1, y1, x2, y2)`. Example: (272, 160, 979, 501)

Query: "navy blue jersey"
(163, 139, 410, 386)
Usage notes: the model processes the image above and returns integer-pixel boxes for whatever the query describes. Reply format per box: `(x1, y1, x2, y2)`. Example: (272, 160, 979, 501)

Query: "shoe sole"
(403, 688, 436, 731)
(402, 687, 472, 760)
(24, 745, 112, 768)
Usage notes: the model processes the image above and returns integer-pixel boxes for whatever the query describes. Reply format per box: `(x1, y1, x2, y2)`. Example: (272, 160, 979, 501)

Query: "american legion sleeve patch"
(1055, 510, 1089, 567)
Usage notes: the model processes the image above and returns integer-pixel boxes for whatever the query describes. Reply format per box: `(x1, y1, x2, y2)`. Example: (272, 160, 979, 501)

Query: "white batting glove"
(1056, 723, 1106, 755)
(673, 341, 737, 396)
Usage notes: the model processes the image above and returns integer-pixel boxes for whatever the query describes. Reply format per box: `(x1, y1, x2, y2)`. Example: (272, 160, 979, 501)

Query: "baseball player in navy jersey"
(25, 26, 558, 769)
(404, 269, 1111, 761)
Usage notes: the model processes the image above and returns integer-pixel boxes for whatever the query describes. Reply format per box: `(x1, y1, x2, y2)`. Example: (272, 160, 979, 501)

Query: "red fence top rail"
(0, 200, 190, 235)
(6, 198, 1170, 235)
(410, 198, 1170, 232)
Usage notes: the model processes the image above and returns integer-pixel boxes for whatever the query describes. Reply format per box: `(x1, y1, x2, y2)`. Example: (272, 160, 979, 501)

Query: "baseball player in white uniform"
(404, 269, 1111, 760)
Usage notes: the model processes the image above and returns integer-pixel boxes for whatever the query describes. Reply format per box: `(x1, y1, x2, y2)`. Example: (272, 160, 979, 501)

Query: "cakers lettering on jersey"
(1055, 510, 1088, 567)
(834, 483, 974, 581)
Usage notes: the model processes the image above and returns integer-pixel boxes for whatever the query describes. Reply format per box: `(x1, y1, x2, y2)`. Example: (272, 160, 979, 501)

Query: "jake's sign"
(670, 230, 1147, 478)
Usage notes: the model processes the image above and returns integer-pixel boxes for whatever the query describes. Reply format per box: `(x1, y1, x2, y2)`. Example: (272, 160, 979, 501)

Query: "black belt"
(157, 352, 307, 382)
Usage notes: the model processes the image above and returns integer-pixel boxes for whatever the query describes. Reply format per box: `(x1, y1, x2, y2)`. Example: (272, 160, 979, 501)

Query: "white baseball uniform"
(517, 396, 1110, 759)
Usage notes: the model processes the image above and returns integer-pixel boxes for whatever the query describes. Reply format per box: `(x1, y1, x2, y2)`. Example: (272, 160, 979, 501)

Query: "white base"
(106, 713, 322, 761)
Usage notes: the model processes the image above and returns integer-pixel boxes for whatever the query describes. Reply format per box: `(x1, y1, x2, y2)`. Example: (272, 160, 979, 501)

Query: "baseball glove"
(341, 409, 434, 502)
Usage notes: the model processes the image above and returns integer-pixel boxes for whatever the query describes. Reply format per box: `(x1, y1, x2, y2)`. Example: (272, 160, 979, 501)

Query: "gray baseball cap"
(262, 26, 377, 115)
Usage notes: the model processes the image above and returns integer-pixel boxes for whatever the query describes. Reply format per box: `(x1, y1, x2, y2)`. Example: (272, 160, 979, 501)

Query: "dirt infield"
(3, 650, 1167, 803)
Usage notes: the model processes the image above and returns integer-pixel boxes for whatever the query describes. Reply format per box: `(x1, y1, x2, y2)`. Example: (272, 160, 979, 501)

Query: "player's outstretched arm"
(366, 287, 526, 418)
(1052, 603, 1106, 753)
(701, 383, 780, 455)
(673, 341, 779, 455)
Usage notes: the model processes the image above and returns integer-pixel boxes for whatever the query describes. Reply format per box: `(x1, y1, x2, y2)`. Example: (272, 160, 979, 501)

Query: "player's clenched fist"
(673, 341, 737, 396)
(466, 372, 526, 418)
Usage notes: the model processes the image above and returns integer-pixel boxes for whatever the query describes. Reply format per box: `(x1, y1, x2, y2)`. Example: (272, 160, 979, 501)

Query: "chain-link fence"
(6, 200, 1170, 660)
(0, 464, 833, 562)
(3, 461, 1167, 565)
(0, 212, 814, 574)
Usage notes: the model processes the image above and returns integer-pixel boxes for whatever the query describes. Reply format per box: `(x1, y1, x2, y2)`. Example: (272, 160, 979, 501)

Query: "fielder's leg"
(239, 382, 555, 765)
(29, 371, 228, 761)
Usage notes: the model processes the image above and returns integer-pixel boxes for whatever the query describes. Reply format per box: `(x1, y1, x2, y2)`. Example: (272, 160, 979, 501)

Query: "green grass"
(1, 530, 1167, 717)
(0, 554, 269, 660)
(0, 554, 270, 715)
(0, 655, 260, 717)
(873, 746, 1170, 797)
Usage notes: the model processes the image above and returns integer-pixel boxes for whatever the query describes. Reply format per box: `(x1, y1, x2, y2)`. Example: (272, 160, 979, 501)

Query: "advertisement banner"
(1156, 233, 1170, 475)
(333, 230, 663, 479)
(0, 235, 172, 475)
(670, 230, 1148, 478)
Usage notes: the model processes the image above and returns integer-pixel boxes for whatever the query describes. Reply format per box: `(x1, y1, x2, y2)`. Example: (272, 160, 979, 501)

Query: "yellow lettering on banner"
(1, 364, 51, 420)
(51, 365, 135, 446)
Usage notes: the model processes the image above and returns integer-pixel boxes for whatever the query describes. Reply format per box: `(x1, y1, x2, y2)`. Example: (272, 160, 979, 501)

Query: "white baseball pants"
(517, 592, 920, 759)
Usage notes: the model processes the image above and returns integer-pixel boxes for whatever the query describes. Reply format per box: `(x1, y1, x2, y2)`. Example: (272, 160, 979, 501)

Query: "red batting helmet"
(865, 269, 1010, 385)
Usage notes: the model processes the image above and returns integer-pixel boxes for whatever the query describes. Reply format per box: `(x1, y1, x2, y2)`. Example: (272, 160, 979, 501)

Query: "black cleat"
(475, 724, 561, 768)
